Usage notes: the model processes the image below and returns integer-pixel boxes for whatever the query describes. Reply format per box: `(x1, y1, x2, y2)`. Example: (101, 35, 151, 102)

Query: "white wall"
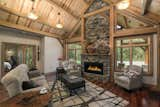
(143, 34, 157, 85)
(0, 27, 42, 78)
(43, 37, 63, 74)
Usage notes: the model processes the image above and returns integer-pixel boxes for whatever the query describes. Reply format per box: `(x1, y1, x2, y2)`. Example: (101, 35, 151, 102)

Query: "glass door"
(2, 43, 36, 76)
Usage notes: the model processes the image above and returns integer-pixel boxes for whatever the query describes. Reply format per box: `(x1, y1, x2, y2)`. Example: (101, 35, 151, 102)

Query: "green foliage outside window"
(68, 43, 82, 64)
(115, 37, 151, 68)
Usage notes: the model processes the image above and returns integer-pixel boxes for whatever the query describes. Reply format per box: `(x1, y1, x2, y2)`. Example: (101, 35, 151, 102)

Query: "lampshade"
(56, 23, 63, 29)
(116, 0, 130, 10)
(56, 12, 63, 29)
(28, 11, 38, 20)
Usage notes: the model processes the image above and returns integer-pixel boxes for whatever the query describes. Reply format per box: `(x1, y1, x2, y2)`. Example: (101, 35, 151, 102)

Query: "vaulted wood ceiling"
(0, 0, 93, 39)
(0, 0, 160, 39)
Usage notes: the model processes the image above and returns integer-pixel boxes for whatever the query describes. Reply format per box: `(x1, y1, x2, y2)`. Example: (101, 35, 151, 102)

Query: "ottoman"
(61, 75, 85, 95)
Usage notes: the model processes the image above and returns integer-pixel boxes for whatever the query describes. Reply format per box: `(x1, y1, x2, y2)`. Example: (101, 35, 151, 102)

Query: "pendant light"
(56, 12, 63, 29)
(116, 0, 130, 10)
(28, 0, 38, 20)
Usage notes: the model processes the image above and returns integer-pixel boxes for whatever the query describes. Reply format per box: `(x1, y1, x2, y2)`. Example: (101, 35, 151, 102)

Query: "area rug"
(48, 80, 129, 107)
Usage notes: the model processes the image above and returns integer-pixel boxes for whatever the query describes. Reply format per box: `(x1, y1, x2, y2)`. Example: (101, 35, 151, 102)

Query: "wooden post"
(109, 5, 116, 82)
(157, 24, 160, 87)
(81, 16, 85, 53)
(63, 40, 67, 60)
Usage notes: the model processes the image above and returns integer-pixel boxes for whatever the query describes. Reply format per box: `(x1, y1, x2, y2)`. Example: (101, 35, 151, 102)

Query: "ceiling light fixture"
(56, 12, 63, 29)
(28, 10, 38, 20)
(116, 0, 130, 10)
(28, 0, 38, 20)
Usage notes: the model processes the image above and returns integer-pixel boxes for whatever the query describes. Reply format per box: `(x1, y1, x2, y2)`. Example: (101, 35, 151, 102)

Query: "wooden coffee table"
(0, 91, 52, 107)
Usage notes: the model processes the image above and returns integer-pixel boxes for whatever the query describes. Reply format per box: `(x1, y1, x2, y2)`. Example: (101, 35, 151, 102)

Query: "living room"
(0, 0, 160, 107)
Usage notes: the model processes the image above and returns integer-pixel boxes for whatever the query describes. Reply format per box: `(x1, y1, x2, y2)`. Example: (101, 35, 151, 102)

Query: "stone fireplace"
(81, 54, 110, 81)
(84, 62, 103, 75)
(81, 0, 110, 82)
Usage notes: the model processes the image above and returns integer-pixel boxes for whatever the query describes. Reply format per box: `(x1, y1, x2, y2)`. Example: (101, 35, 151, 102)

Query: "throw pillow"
(22, 80, 39, 90)
(127, 69, 139, 78)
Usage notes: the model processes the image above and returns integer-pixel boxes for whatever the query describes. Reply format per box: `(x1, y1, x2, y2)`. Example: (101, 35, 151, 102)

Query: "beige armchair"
(1, 64, 49, 98)
(62, 59, 81, 77)
(114, 65, 143, 90)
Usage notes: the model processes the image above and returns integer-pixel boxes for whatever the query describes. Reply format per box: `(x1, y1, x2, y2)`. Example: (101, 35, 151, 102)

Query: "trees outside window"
(68, 43, 82, 64)
(115, 36, 152, 75)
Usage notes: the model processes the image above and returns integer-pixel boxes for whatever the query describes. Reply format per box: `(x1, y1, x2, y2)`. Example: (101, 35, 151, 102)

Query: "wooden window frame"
(67, 43, 82, 64)
(115, 35, 153, 75)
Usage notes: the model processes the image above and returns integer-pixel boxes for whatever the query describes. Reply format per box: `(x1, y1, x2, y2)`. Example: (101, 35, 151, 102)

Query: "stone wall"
(81, 0, 110, 81)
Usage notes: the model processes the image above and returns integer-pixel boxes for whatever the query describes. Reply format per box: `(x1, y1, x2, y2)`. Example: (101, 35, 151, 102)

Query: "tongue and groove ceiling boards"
(0, 0, 160, 39)
(0, 0, 92, 39)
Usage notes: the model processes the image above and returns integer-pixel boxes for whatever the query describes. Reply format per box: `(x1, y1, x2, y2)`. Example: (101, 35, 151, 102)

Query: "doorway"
(1, 43, 36, 77)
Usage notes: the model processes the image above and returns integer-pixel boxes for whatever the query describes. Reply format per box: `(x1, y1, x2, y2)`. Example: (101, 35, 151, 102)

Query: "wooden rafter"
(122, 16, 129, 28)
(67, 0, 95, 39)
(129, 6, 160, 23)
(117, 9, 158, 25)
(84, 6, 110, 18)
(0, 20, 62, 39)
(103, 0, 121, 5)
(0, 4, 64, 34)
(46, 0, 79, 19)
(16, 16, 20, 24)
(114, 26, 158, 37)
(83, 0, 96, 14)
(67, 37, 81, 43)
(68, 20, 81, 39)
(102, 0, 114, 5)
(141, 0, 152, 15)
(57, 38, 64, 48)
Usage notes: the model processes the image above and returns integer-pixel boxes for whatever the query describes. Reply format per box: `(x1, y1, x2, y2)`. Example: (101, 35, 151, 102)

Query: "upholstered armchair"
(114, 65, 143, 90)
(1, 64, 49, 98)
(62, 59, 81, 77)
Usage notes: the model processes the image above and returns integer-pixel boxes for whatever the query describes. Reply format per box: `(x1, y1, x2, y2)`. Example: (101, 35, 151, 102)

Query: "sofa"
(1, 64, 49, 98)
(114, 65, 143, 90)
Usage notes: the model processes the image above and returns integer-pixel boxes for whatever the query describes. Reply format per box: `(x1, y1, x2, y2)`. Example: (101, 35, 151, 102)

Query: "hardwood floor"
(0, 74, 160, 107)
(89, 80, 160, 107)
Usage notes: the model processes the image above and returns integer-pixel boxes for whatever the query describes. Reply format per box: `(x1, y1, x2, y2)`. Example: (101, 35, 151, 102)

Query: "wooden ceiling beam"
(84, 6, 110, 18)
(68, 20, 81, 39)
(16, 16, 20, 24)
(0, 4, 64, 34)
(114, 26, 158, 37)
(67, 37, 81, 43)
(129, 6, 160, 24)
(83, 0, 95, 14)
(102, 0, 114, 5)
(0, 20, 62, 39)
(46, 0, 79, 19)
(117, 9, 158, 25)
(122, 16, 129, 28)
(141, 0, 152, 15)
(66, 0, 95, 39)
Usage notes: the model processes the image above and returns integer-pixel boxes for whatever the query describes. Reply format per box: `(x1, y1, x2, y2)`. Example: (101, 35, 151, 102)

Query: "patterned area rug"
(48, 80, 129, 107)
